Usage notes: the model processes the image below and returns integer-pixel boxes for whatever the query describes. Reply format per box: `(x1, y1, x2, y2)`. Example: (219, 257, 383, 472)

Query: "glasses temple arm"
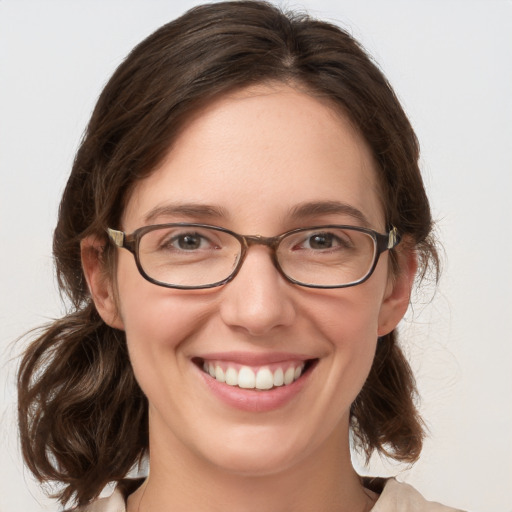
(387, 226, 400, 249)
(107, 228, 125, 248)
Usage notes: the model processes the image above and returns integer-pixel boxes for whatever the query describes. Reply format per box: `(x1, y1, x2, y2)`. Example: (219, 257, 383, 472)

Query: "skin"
(82, 83, 416, 512)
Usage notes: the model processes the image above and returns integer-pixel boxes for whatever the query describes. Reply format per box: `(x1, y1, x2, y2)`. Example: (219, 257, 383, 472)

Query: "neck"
(128, 417, 376, 512)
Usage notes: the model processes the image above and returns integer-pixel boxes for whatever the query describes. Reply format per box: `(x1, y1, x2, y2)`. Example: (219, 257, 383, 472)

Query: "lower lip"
(197, 364, 313, 412)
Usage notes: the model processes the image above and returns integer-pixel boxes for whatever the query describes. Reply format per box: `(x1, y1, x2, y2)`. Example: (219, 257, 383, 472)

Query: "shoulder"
(66, 477, 465, 512)
(66, 488, 126, 512)
(66, 479, 143, 512)
(372, 478, 466, 512)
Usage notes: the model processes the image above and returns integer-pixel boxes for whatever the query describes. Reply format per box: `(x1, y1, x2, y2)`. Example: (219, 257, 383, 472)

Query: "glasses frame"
(107, 223, 401, 290)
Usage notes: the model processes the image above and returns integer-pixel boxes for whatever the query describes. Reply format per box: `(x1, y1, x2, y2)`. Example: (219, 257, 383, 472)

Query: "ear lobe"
(81, 236, 124, 330)
(377, 243, 418, 337)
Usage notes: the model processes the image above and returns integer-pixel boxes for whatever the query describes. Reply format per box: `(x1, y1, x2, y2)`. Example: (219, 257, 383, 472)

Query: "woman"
(17, 2, 463, 510)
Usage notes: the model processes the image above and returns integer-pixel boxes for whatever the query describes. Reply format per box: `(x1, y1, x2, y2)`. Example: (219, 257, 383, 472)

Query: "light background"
(1, 1, 511, 511)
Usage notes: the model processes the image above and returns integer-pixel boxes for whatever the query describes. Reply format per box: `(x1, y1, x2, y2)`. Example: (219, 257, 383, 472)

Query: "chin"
(210, 447, 302, 477)
(196, 424, 321, 478)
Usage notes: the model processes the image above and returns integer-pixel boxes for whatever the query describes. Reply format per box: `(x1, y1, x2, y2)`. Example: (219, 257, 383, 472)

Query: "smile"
(201, 360, 307, 390)
(194, 355, 317, 411)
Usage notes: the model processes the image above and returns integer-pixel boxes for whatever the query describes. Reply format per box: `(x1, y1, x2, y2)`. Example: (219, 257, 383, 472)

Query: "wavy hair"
(18, 1, 438, 506)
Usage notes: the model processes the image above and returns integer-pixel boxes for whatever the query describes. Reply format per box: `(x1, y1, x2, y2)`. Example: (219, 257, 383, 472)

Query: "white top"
(76, 478, 465, 511)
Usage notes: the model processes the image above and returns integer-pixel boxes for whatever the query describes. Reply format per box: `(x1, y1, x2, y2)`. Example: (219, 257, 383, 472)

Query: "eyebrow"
(287, 201, 371, 227)
(143, 200, 371, 228)
(143, 202, 230, 224)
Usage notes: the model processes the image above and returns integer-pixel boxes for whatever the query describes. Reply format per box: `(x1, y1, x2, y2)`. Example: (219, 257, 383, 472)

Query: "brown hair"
(18, 1, 438, 506)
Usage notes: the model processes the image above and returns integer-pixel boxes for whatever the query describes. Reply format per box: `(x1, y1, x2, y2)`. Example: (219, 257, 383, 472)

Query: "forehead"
(123, 83, 384, 232)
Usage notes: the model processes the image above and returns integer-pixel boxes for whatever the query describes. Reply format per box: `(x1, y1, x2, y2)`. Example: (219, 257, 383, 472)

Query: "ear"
(81, 235, 125, 330)
(377, 241, 418, 337)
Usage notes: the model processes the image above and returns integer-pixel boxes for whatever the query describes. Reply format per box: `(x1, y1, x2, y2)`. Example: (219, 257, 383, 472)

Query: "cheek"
(308, 279, 385, 396)
(325, 298, 380, 382)
(118, 287, 206, 356)
(114, 256, 208, 381)
(311, 279, 385, 348)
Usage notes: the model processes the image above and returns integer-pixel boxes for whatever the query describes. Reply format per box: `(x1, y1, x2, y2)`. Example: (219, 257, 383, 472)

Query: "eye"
(175, 233, 206, 250)
(167, 232, 213, 251)
(306, 232, 335, 250)
(141, 226, 230, 257)
(301, 231, 350, 250)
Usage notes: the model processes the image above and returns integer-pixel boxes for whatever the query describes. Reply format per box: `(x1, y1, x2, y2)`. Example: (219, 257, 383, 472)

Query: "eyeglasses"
(107, 223, 400, 290)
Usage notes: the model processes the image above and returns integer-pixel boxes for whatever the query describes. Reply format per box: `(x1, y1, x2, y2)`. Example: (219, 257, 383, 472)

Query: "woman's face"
(100, 84, 412, 476)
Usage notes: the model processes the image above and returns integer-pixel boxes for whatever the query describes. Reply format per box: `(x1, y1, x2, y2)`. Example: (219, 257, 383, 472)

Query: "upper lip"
(195, 351, 314, 366)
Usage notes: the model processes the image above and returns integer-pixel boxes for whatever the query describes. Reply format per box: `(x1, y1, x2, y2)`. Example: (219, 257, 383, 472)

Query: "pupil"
(310, 234, 332, 249)
(179, 235, 201, 250)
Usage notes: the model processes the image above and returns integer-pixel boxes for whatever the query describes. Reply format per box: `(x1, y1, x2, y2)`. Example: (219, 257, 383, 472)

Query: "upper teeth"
(203, 362, 305, 390)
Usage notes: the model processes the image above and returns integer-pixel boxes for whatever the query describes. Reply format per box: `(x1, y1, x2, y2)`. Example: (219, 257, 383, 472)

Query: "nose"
(219, 246, 296, 336)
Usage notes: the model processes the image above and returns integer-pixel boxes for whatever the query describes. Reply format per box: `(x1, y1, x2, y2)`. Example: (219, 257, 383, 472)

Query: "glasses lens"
(138, 226, 242, 287)
(277, 227, 377, 287)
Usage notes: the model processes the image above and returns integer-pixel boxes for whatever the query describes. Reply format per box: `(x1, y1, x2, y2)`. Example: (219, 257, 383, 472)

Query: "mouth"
(194, 358, 318, 391)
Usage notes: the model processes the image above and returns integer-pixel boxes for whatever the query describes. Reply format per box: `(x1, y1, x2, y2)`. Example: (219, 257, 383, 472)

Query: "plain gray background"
(1, 1, 511, 511)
